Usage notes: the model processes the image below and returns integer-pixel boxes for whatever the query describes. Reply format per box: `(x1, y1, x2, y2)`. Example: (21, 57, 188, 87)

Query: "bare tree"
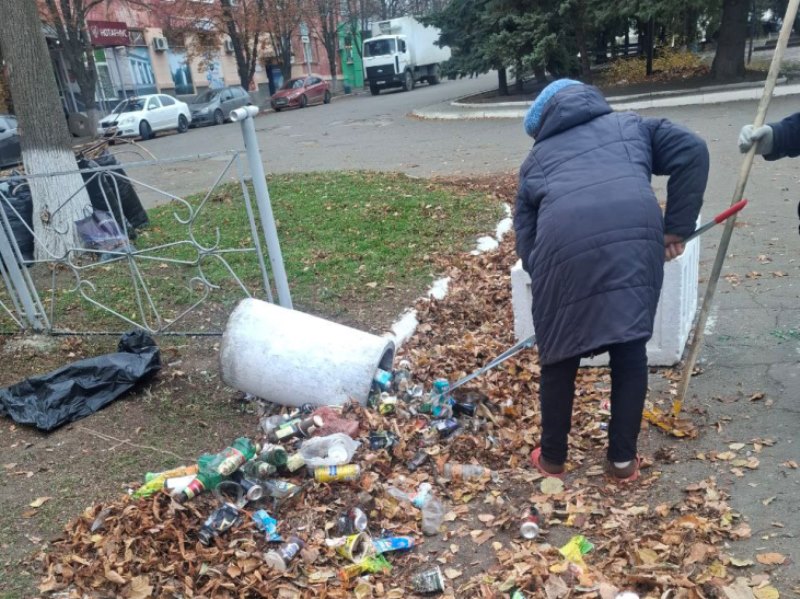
(263, 0, 304, 81)
(0, 0, 92, 259)
(306, 0, 340, 90)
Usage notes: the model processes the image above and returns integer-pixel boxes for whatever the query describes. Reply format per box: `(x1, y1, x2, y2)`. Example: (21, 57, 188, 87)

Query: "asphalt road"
(122, 78, 800, 586)
(118, 73, 529, 206)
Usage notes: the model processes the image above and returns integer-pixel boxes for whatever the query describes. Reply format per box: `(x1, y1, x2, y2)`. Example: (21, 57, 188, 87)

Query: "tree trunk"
(497, 68, 508, 96)
(534, 66, 547, 83)
(515, 60, 524, 92)
(711, 0, 749, 80)
(646, 17, 655, 76)
(573, 1, 592, 81)
(0, 0, 92, 260)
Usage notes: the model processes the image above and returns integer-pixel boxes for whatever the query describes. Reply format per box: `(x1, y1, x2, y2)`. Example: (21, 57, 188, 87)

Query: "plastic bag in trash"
(75, 210, 134, 258)
(0, 178, 34, 264)
(299, 433, 360, 468)
(0, 330, 161, 431)
(311, 406, 360, 438)
(78, 151, 149, 231)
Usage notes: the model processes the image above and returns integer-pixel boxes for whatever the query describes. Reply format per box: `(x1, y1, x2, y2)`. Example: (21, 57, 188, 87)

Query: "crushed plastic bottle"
(386, 482, 444, 536)
(440, 462, 498, 482)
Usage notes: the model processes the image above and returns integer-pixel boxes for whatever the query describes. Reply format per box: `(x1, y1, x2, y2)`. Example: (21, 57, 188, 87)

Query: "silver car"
(189, 86, 252, 126)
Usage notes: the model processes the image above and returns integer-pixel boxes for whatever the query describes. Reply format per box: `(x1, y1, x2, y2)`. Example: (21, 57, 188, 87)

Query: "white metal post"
(230, 106, 293, 309)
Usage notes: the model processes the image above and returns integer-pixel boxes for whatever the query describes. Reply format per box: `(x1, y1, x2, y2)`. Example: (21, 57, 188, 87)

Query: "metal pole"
(0, 212, 43, 331)
(58, 51, 79, 112)
(676, 0, 800, 409)
(230, 106, 293, 309)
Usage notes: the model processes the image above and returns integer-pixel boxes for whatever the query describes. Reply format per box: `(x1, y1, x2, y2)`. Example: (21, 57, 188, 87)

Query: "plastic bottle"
(386, 482, 444, 536)
(267, 416, 323, 443)
(440, 462, 497, 482)
(175, 454, 223, 503)
(264, 536, 304, 572)
(263, 479, 303, 502)
(202, 438, 259, 477)
(133, 464, 199, 499)
(243, 459, 277, 480)
(260, 444, 289, 468)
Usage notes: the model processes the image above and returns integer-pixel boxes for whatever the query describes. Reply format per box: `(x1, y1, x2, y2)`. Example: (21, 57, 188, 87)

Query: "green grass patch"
(6, 172, 503, 332)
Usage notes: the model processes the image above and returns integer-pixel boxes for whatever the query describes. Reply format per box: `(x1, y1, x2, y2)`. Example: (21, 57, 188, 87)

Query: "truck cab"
(363, 35, 413, 95)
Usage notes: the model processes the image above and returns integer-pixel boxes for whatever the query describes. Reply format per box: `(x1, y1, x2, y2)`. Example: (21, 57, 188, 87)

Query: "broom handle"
(676, 0, 800, 407)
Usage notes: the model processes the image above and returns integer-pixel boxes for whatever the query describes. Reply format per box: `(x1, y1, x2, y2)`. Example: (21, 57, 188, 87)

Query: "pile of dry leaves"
(38, 202, 785, 598)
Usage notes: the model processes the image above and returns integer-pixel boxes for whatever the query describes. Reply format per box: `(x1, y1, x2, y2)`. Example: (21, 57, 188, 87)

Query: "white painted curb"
(412, 82, 800, 120)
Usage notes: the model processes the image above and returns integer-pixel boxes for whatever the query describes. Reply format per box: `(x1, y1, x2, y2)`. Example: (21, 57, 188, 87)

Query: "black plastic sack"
(1, 180, 34, 263)
(78, 151, 148, 232)
(0, 330, 161, 431)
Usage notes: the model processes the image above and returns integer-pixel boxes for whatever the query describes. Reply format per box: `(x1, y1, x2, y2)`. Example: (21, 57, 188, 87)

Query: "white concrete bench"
(510, 236, 699, 366)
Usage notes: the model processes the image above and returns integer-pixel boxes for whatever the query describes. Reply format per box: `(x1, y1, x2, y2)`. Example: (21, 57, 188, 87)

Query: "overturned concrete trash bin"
(510, 234, 699, 366)
(221, 298, 395, 407)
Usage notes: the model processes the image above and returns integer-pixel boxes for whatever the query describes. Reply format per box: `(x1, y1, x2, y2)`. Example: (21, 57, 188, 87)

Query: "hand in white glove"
(738, 124, 774, 155)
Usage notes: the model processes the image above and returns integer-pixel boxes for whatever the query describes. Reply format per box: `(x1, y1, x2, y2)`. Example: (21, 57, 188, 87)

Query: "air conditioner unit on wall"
(224, 39, 234, 53)
(152, 37, 169, 52)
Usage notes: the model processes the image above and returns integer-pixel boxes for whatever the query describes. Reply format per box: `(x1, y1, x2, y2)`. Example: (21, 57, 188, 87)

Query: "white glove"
(738, 124, 774, 155)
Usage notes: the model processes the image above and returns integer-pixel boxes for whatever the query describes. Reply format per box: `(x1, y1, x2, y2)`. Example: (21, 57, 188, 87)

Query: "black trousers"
(539, 338, 648, 464)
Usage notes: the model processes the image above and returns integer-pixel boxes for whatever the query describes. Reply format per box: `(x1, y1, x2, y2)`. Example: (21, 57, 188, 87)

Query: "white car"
(97, 94, 192, 140)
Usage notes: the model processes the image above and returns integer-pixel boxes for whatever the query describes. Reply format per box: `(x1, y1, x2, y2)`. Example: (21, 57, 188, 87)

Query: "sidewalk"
(413, 77, 800, 120)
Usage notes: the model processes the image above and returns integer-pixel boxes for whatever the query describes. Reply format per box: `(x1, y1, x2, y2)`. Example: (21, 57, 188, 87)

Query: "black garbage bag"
(1, 179, 34, 263)
(0, 330, 161, 431)
(78, 151, 148, 232)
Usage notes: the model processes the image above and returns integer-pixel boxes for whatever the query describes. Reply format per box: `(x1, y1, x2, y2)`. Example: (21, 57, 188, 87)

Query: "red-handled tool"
(683, 199, 748, 243)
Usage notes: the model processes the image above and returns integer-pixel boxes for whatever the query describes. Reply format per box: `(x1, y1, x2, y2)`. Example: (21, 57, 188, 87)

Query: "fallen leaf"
(729, 557, 755, 568)
(544, 575, 569, 599)
(771, 271, 787, 277)
(443, 567, 462, 579)
(366, 281, 378, 288)
(729, 443, 745, 450)
(477, 514, 495, 524)
(749, 392, 765, 402)
(540, 477, 564, 495)
(29, 497, 51, 508)
(105, 569, 126, 585)
(127, 575, 152, 599)
(753, 586, 780, 599)
(762, 496, 776, 506)
(723, 581, 756, 599)
(756, 553, 786, 566)
(717, 451, 737, 461)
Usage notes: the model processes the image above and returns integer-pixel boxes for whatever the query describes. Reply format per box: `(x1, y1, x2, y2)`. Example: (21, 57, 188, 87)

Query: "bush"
(600, 50, 709, 86)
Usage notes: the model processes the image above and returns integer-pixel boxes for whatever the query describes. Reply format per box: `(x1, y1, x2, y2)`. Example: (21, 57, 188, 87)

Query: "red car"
(270, 76, 331, 111)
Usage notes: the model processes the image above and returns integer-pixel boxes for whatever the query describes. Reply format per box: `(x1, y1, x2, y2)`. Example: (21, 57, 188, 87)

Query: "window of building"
(129, 30, 146, 46)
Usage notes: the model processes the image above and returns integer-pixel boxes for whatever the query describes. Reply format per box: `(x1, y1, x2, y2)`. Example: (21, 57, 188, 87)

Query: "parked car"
(270, 76, 331, 111)
(0, 115, 22, 169)
(189, 85, 252, 126)
(97, 94, 191, 140)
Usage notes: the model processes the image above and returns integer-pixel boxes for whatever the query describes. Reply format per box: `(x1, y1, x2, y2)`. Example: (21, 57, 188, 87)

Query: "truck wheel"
(369, 84, 380, 96)
(429, 65, 441, 85)
(403, 71, 414, 92)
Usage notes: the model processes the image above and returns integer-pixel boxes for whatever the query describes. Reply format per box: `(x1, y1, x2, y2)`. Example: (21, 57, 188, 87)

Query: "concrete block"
(510, 236, 699, 366)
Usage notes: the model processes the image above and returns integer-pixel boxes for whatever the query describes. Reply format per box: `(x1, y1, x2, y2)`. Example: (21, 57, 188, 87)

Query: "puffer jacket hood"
(532, 84, 613, 142)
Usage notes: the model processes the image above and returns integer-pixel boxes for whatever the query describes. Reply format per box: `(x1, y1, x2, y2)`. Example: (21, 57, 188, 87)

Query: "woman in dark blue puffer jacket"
(514, 80, 709, 482)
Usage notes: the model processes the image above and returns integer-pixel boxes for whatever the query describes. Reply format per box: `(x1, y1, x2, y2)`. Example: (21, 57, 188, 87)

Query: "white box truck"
(362, 17, 451, 95)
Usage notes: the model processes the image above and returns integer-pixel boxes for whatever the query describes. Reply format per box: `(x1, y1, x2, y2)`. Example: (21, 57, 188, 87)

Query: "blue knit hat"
(524, 79, 583, 138)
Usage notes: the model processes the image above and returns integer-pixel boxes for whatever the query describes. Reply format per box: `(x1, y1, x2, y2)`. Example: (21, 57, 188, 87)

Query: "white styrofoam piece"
(221, 298, 395, 407)
(511, 235, 700, 366)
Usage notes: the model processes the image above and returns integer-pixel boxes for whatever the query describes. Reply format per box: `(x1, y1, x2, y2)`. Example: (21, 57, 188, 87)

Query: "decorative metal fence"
(0, 109, 290, 336)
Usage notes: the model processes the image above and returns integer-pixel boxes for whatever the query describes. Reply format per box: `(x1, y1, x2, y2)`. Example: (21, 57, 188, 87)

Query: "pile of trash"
(38, 236, 778, 598)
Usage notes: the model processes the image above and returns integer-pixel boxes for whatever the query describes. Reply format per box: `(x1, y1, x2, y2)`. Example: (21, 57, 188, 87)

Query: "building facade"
(46, 0, 343, 117)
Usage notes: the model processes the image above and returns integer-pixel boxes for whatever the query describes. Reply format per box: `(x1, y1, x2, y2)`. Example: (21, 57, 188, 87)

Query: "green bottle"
(260, 444, 289, 468)
(176, 454, 220, 503)
(208, 437, 259, 477)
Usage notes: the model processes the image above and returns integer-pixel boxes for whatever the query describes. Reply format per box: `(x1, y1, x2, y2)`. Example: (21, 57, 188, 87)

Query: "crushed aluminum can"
(372, 536, 414, 554)
(378, 394, 398, 415)
(452, 401, 477, 417)
(198, 502, 241, 546)
(411, 566, 445, 594)
(431, 418, 459, 438)
(252, 509, 282, 542)
(369, 430, 399, 450)
(520, 506, 541, 540)
(407, 450, 430, 472)
(373, 368, 393, 391)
